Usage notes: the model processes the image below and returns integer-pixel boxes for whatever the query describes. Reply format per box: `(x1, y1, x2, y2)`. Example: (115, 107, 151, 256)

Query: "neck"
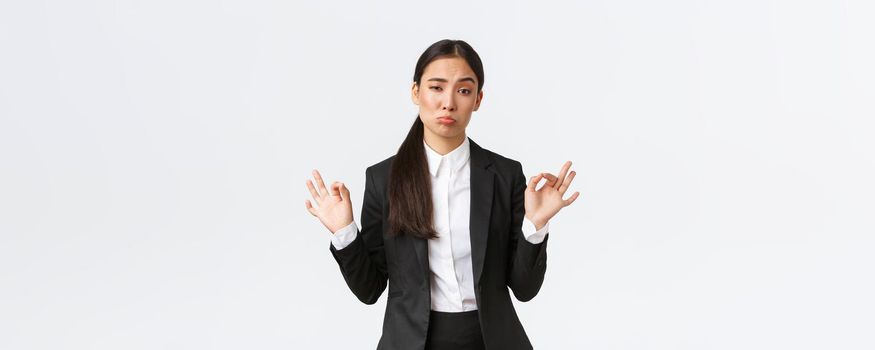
(423, 131, 466, 155)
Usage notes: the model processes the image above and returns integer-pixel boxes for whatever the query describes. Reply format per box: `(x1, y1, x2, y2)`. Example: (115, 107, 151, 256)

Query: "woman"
(305, 39, 579, 350)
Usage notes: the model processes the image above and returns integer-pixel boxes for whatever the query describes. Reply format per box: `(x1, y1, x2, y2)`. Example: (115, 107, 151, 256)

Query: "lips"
(437, 116, 456, 125)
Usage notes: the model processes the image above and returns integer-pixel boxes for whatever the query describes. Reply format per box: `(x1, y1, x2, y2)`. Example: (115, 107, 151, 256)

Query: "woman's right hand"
(305, 169, 354, 234)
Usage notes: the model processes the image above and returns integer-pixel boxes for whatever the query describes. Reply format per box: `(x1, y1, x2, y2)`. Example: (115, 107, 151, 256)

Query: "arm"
(506, 161, 550, 302)
(328, 166, 387, 305)
(506, 159, 581, 301)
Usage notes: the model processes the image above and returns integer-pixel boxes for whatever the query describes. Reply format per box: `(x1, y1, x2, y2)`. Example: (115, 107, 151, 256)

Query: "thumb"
(527, 174, 543, 192)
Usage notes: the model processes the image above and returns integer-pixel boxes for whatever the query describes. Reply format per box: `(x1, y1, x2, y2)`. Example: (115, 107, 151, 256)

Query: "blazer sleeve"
(506, 161, 550, 302)
(328, 166, 388, 305)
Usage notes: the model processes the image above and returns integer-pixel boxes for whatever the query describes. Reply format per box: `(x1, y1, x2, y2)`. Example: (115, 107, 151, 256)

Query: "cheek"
(419, 96, 441, 111)
(454, 96, 475, 111)
(462, 96, 478, 107)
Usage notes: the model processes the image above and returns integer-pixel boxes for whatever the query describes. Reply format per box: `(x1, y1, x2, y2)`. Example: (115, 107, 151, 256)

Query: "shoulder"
(475, 140, 524, 176)
(363, 138, 525, 179)
(365, 155, 395, 182)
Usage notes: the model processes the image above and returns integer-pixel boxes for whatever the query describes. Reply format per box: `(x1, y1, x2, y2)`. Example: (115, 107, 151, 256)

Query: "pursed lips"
(437, 116, 456, 125)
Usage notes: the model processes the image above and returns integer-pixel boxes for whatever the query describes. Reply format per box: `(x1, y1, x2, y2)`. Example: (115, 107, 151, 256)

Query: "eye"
(429, 86, 443, 91)
(458, 88, 471, 95)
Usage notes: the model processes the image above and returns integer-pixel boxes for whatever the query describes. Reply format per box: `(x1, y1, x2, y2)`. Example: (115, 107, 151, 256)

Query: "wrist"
(525, 215, 547, 231)
(331, 220, 355, 234)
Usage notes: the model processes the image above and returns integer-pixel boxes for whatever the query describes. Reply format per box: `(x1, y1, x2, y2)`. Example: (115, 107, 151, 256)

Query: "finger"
(563, 191, 580, 207)
(527, 173, 544, 191)
(339, 183, 350, 202)
(555, 161, 572, 189)
(330, 181, 341, 197)
(312, 169, 329, 196)
(305, 200, 318, 216)
(541, 172, 558, 188)
(558, 170, 576, 194)
(306, 180, 321, 202)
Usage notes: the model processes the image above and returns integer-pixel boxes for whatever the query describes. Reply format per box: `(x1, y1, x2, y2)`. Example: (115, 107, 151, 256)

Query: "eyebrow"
(426, 77, 477, 84)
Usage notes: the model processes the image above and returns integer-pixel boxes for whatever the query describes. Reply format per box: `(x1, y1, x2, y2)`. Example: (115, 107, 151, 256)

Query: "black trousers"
(424, 310, 486, 350)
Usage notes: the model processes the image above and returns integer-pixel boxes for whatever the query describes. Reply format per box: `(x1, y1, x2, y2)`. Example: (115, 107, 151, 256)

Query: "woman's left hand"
(524, 160, 580, 229)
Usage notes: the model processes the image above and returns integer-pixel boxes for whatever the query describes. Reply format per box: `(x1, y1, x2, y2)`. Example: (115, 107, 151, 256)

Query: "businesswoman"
(305, 39, 579, 350)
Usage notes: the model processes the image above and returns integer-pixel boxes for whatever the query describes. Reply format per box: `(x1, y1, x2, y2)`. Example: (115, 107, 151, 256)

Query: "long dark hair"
(387, 39, 485, 239)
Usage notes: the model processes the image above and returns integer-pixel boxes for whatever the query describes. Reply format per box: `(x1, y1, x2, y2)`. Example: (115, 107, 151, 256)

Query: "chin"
(432, 126, 463, 137)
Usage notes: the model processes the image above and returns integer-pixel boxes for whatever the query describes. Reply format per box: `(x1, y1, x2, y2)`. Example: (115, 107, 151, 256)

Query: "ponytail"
(387, 117, 438, 239)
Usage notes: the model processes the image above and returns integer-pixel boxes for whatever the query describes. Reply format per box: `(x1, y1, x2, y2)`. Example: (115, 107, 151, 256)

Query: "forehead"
(422, 57, 477, 82)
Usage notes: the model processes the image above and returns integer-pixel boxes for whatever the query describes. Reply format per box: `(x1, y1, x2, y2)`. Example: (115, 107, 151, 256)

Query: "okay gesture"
(524, 161, 580, 229)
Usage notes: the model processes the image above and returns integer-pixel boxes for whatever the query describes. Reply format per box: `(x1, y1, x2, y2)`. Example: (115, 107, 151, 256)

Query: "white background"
(2, 0, 874, 349)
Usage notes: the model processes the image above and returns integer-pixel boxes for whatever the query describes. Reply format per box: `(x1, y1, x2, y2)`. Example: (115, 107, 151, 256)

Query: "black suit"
(329, 137, 549, 350)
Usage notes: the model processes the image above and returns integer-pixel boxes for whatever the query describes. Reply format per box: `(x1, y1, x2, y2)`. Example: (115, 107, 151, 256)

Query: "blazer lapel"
(468, 138, 494, 287)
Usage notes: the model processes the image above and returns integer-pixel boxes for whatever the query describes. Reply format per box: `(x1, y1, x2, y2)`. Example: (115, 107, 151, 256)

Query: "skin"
(306, 56, 580, 234)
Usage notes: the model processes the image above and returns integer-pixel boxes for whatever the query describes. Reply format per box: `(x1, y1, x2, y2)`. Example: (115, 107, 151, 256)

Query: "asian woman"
(305, 39, 579, 350)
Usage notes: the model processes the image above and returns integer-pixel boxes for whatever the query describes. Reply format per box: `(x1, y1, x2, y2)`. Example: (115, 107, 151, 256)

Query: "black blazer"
(329, 137, 550, 350)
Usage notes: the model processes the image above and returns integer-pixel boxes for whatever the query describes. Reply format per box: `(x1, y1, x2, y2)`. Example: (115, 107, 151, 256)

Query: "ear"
(411, 82, 420, 106)
(473, 89, 484, 111)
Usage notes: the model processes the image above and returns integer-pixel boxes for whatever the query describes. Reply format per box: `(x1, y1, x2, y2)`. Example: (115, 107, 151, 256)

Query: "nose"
(441, 93, 457, 112)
